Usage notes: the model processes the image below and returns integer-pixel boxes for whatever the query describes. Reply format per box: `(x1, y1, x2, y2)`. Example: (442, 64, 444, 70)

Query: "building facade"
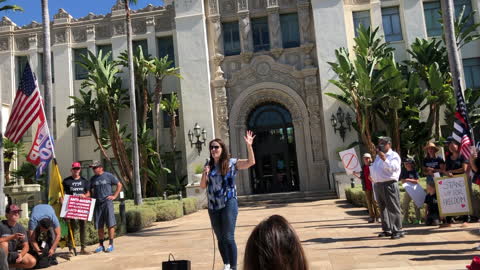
(0, 0, 479, 196)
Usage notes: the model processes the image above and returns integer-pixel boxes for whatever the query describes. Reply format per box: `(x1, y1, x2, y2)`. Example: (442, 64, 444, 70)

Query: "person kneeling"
(0, 204, 36, 269)
(28, 204, 61, 268)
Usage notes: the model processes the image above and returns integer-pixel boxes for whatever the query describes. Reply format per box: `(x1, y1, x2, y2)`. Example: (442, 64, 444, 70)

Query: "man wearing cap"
(370, 136, 404, 239)
(28, 204, 61, 261)
(422, 142, 445, 185)
(62, 162, 91, 255)
(90, 160, 122, 253)
(0, 205, 36, 269)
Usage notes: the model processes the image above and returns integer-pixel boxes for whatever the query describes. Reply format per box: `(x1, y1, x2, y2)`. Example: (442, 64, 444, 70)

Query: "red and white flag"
(5, 62, 42, 143)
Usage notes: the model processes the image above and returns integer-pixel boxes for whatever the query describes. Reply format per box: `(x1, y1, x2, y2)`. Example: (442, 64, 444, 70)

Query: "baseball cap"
(403, 158, 415, 164)
(71, 162, 81, 169)
(363, 153, 372, 158)
(6, 204, 22, 214)
(378, 136, 392, 144)
(89, 160, 102, 168)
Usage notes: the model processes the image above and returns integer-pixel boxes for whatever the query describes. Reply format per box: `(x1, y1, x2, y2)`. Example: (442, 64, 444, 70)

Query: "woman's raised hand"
(244, 130, 256, 146)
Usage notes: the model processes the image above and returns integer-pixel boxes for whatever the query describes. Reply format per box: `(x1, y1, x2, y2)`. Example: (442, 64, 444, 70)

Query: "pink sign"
(60, 195, 96, 221)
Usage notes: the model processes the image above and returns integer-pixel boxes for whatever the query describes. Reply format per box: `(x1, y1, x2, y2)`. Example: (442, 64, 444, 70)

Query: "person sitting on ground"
(400, 158, 422, 224)
(424, 181, 440, 226)
(353, 153, 380, 223)
(422, 142, 445, 185)
(243, 215, 308, 270)
(0, 205, 36, 269)
(28, 204, 61, 266)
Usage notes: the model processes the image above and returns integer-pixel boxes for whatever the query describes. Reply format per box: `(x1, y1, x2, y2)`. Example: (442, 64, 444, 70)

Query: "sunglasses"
(72, 167, 81, 170)
(210, 145, 220, 150)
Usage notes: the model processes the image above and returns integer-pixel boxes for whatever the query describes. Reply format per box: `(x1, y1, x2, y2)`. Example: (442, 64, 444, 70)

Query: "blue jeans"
(208, 198, 238, 269)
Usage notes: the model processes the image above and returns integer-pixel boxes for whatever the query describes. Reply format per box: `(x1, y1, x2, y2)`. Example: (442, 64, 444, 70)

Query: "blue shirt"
(207, 158, 238, 210)
(28, 204, 60, 231)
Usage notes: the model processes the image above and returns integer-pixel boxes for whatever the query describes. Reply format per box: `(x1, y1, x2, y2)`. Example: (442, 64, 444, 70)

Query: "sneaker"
(368, 217, 374, 223)
(378, 231, 392, 237)
(94, 246, 104, 253)
(475, 245, 480, 251)
(105, 245, 114, 253)
(391, 233, 402, 239)
(223, 264, 230, 270)
(376, 218, 381, 223)
(80, 248, 92, 255)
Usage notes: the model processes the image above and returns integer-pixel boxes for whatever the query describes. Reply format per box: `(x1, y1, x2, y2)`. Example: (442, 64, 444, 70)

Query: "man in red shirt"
(355, 153, 380, 223)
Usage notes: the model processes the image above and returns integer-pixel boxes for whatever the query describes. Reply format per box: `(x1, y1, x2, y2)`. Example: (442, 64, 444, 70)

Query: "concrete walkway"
(50, 199, 480, 269)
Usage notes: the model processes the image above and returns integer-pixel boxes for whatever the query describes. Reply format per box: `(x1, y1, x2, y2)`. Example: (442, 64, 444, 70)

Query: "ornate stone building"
(0, 0, 479, 196)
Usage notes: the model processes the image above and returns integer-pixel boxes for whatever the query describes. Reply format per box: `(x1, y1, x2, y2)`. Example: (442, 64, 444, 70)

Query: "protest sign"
(402, 182, 426, 208)
(435, 175, 472, 216)
(339, 148, 361, 175)
(60, 195, 96, 221)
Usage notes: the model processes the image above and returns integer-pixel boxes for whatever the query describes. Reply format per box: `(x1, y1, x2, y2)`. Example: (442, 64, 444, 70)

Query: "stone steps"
(237, 190, 338, 206)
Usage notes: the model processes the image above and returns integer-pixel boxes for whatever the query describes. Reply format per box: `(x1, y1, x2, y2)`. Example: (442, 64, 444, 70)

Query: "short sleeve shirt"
(0, 220, 27, 251)
(28, 204, 60, 231)
(400, 169, 419, 180)
(423, 157, 445, 170)
(207, 158, 238, 211)
(424, 193, 439, 216)
(446, 155, 467, 172)
(63, 176, 90, 196)
(90, 172, 119, 203)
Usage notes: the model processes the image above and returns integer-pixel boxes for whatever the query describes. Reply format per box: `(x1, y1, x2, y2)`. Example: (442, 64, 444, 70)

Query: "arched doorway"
(247, 103, 299, 194)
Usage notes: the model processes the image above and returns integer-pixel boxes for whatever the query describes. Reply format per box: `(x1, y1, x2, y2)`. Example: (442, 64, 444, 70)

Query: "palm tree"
(0, 0, 23, 12)
(123, 0, 142, 205)
(150, 56, 181, 159)
(161, 93, 180, 155)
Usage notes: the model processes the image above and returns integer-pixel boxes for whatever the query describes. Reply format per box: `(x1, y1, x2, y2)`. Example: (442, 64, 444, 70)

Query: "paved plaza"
(51, 199, 480, 270)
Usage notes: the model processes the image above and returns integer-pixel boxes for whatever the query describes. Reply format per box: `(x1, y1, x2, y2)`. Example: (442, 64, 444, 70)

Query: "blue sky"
(2, 0, 164, 27)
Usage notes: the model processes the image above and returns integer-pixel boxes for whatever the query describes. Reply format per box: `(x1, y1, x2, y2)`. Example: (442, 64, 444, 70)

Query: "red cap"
(6, 204, 22, 213)
(71, 162, 81, 169)
(467, 256, 480, 270)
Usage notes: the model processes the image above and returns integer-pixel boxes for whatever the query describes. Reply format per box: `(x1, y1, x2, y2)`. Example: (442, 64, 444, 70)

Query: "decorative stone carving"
(237, 0, 248, 10)
(0, 16, 15, 27)
(15, 36, 29, 51)
(215, 66, 225, 80)
(210, 16, 223, 55)
(209, 0, 219, 14)
(298, 3, 311, 44)
(155, 16, 172, 31)
(113, 21, 125, 36)
(86, 25, 95, 35)
(132, 19, 147, 34)
(111, 0, 124, 11)
(96, 25, 112, 39)
(53, 8, 71, 20)
(345, 0, 370, 4)
(267, 10, 282, 49)
(256, 62, 271, 76)
(239, 12, 253, 52)
(72, 28, 87, 42)
(137, 4, 155, 12)
(54, 30, 66, 44)
(267, 0, 279, 7)
(212, 78, 229, 143)
(240, 51, 253, 64)
(146, 17, 155, 26)
(301, 43, 314, 68)
(28, 34, 37, 44)
(23, 21, 41, 29)
(220, 0, 236, 15)
(213, 53, 225, 67)
(249, 0, 266, 9)
(271, 48, 283, 59)
(0, 38, 9, 51)
(78, 12, 103, 21)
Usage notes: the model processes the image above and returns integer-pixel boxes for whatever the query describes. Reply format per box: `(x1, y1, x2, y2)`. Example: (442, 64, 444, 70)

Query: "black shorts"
(94, 200, 116, 229)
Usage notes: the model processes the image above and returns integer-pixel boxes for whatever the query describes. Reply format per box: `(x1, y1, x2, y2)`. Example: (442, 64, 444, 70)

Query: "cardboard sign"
(339, 148, 361, 175)
(402, 182, 426, 208)
(435, 175, 472, 216)
(60, 195, 96, 221)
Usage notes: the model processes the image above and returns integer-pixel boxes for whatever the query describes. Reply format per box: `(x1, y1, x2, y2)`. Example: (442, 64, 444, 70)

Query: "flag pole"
(0, 76, 5, 216)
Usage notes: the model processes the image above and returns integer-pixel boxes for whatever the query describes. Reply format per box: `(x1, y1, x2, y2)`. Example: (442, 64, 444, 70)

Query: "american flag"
(451, 84, 472, 160)
(5, 62, 42, 143)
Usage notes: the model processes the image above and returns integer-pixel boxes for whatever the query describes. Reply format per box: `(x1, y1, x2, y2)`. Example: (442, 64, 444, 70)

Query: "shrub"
(151, 200, 184, 221)
(167, 195, 181, 200)
(182, 198, 198, 215)
(125, 207, 156, 233)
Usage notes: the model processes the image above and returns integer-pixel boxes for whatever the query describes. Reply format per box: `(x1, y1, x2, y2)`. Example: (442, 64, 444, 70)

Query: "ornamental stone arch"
(229, 82, 319, 195)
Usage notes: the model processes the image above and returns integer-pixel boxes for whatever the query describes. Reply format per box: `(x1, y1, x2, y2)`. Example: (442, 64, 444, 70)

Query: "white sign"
(435, 175, 472, 216)
(402, 182, 426, 208)
(339, 148, 362, 175)
(60, 195, 96, 221)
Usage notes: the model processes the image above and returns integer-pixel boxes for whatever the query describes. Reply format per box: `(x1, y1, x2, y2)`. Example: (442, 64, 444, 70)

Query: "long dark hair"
(244, 215, 308, 270)
(208, 138, 230, 176)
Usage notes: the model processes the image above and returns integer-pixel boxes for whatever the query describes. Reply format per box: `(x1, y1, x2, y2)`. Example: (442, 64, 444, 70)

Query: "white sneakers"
(223, 264, 231, 270)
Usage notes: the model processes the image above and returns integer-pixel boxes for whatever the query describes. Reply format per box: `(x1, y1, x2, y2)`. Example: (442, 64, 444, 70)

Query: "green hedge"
(183, 198, 198, 215)
(345, 178, 480, 224)
(151, 200, 184, 221)
(125, 207, 157, 233)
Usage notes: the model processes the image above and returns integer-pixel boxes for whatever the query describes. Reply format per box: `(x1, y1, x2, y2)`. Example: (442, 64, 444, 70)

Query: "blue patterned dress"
(207, 158, 238, 210)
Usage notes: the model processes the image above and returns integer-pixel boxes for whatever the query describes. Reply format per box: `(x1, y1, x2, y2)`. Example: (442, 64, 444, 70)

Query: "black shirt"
(400, 169, 419, 180)
(423, 157, 445, 170)
(424, 193, 439, 216)
(63, 176, 90, 196)
(446, 155, 467, 172)
(0, 220, 27, 252)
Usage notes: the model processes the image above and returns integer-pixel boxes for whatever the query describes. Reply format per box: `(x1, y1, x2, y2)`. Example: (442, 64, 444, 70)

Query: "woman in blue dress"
(200, 131, 256, 270)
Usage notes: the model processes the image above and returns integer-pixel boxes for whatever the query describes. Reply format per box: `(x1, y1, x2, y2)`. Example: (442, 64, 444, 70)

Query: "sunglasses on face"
(210, 145, 220, 150)
(72, 168, 81, 170)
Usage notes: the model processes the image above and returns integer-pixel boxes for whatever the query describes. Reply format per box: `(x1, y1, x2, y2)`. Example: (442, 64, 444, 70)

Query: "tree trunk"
(154, 79, 163, 157)
(125, 1, 142, 205)
(392, 109, 401, 155)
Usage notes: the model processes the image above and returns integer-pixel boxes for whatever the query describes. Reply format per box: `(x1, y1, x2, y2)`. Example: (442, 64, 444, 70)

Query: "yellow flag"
(48, 160, 64, 217)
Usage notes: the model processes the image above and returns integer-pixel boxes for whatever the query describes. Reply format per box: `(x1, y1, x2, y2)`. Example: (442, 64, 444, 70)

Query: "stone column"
(267, 0, 283, 59)
(238, 1, 253, 65)
(0, 17, 16, 105)
(211, 68, 229, 145)
(28, 34, 39, 78)
(297, 0, 315, 68)
(175, 0, 215, 183)
(146, 17, 157, 58)
(370, 0, 384, 39)
(402, 0, 428, 46)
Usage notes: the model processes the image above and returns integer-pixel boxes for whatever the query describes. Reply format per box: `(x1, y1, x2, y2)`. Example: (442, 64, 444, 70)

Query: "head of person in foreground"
(243, 215, 308, 270)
